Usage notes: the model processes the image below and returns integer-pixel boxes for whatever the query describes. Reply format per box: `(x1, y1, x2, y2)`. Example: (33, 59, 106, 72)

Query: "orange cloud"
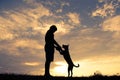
(67, 12, 80, 24)
(102, 15, 120, 32)
(102, 15, 120, 39)
(92, 0, 119, 18)
(23, 62, 40, 66)
(14, 39, 44, 49)
(0, 0, 81, 38)
(0, 27, 14, 40)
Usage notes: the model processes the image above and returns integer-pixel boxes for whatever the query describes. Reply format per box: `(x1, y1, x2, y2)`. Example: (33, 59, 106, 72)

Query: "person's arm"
(54, 39, 61, 48)
(53, 39, 63, 54)
(55, 45, 64, 55)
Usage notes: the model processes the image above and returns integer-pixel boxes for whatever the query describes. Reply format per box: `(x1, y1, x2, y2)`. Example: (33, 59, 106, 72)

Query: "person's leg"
(45, 60, 51, 76)
(44, 45, 54, 77)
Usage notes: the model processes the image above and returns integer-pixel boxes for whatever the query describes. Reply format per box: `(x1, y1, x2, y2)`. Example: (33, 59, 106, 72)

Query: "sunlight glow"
(52, 61, 67, 76)
(24, 62, 40, 66)
(51, 57, 120, 76)
(54, 65, 67, 74)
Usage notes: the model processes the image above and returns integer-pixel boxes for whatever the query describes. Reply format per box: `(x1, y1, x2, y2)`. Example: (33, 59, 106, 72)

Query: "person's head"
(49, 25, 57, 33)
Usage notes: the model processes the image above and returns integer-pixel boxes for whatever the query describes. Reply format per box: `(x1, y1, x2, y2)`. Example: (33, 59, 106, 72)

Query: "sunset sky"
(0, 0, 120, 76)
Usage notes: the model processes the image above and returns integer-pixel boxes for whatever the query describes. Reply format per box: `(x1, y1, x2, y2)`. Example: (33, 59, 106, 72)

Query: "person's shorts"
(45, 45, 55, 62)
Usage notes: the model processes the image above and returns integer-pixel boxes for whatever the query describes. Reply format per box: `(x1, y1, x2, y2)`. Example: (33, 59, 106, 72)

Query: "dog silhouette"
(56, 44, 79, 77)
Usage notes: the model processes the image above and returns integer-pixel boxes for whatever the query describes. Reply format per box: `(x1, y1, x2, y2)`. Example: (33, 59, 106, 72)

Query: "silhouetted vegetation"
(0, 73, 120, 80)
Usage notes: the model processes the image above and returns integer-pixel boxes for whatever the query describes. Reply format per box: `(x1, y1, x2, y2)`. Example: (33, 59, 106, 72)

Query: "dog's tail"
(74, 64, 80, 67)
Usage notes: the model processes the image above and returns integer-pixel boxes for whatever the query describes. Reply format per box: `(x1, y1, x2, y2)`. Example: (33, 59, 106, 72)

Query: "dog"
(56, 44, 79, 77)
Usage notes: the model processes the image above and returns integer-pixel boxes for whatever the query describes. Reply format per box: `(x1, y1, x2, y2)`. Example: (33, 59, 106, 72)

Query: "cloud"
(0, 39, 45, 74)
(67, 12, 80, 25)
(0, 5, 51, 40)
(58, 26, 120, 62)
(92, 0, 120, 18)
(23, 62, 40, 66)
(0, 26, 14, 40)
(14, 39, 44, 50)
(61, 1, 70, 7)
(102, 15, 120, 38)
(56, 1, 70, 13)
(56, 9, 63, 13)
(0, 0, 77, 36)
(98, 0, 104, 3)
(0, 1, 48, 74)
(23, 0, 37, 5)
(102, 15, 120, 32)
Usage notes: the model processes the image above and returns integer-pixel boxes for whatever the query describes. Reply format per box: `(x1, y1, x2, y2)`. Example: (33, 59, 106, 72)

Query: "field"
(0, 74, 120, 80)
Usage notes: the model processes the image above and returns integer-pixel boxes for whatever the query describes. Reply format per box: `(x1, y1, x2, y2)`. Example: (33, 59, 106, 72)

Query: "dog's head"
(62, 44, 69, 50)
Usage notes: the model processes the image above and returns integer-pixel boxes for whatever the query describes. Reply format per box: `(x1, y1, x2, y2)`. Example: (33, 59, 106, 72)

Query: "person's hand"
(55, 46, 60, 51)
(55, 46, 64, 55)
(55, 46, 62, 51)
(57, 47, 64, 55)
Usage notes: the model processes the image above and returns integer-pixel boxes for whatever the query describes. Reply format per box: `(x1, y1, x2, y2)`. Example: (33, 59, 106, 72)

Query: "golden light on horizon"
(54, 65, 67, 74)
(49, 56, 120, 76)
(24, 62, 40, 66)
(51, 61, 67, 76)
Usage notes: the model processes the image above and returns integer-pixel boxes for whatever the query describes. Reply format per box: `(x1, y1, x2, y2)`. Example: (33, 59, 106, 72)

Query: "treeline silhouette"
(0, 73, 120, 80)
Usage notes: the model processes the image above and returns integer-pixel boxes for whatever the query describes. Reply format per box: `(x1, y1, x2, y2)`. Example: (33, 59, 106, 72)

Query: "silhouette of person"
(44, 25, 62, 77)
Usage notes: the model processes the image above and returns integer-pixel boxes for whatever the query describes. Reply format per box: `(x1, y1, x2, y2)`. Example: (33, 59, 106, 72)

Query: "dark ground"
(0, 74, 120, 80)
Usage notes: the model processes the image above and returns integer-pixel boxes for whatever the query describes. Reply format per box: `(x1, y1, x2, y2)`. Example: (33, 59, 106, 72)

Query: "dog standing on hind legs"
(56, 44, 80, 77)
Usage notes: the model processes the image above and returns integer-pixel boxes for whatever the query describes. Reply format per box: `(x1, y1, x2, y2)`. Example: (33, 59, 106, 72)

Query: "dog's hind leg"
(71, 66, 73, 77)
(71, 70, 73, 77)
(68, 66, 70, 77)
(68, 70, 70, 77)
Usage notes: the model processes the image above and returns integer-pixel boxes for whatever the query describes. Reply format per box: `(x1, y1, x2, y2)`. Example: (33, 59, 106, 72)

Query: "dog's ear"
(62, 44, 64, 47)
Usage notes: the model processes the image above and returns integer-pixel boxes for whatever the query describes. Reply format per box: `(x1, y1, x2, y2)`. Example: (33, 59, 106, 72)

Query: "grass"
(0, 73, 120, 80)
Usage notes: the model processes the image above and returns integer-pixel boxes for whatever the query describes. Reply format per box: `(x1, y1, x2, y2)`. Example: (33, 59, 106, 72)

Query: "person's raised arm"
(54, 39, 61, 49)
